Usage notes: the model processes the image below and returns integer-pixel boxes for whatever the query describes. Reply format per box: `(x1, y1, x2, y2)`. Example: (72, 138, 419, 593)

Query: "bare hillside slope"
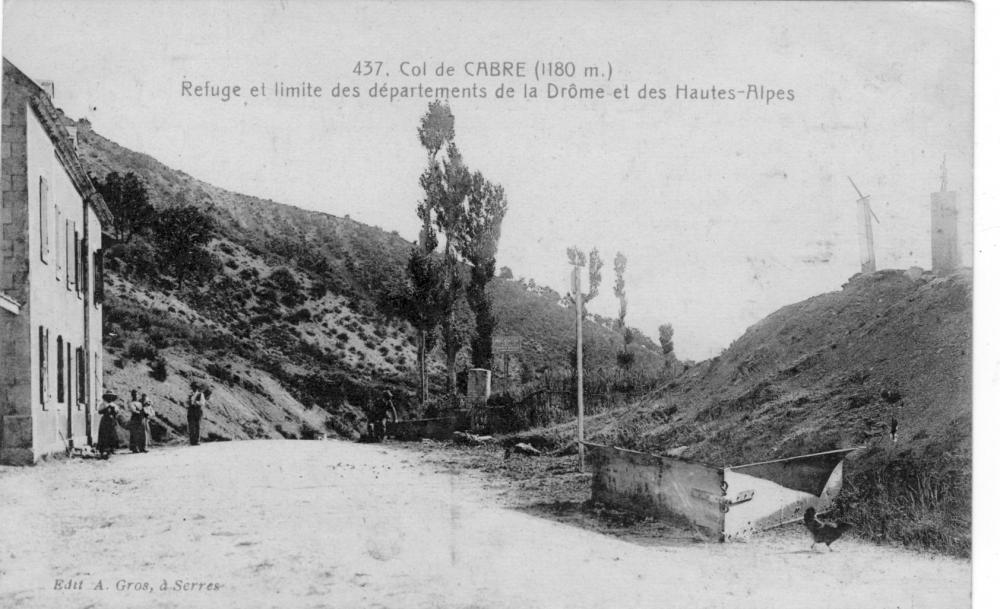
(527, 268, 972, 555)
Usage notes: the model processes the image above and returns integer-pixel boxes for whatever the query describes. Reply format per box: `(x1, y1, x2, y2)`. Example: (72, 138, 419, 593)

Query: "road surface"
(0, 440, 970, 608)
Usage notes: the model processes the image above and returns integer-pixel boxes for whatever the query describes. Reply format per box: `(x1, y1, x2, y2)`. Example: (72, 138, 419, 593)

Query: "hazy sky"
(2, 0, 974, 360)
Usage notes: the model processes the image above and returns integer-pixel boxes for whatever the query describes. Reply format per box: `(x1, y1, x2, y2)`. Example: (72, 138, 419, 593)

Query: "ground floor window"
(77, 347, 86, 408)
(38, 326, 49, 409)
(66, 340, 73, 409)
(56, 335, 64, 403)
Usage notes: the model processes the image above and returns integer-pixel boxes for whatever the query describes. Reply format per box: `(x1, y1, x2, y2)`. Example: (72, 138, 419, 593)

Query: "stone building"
(931, 160, 959, 274)
(1, 59, 111, 464)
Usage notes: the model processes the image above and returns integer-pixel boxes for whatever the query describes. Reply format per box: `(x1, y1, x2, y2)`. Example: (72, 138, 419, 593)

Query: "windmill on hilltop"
(848, 176, 880, 274)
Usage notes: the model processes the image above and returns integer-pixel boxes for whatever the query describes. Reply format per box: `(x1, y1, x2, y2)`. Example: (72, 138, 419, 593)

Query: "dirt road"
(0, 440, 970, 609)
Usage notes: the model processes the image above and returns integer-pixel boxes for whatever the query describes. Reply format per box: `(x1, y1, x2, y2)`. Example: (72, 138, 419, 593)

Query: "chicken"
(803, 507, 852, 551)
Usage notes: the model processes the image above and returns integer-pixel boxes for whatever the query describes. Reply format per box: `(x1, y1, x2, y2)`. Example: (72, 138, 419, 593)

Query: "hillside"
(73, 120, 663, 443)
(523, 268, 972, 555)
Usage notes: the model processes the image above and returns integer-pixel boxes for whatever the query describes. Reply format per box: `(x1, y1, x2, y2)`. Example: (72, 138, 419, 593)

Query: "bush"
(299, 422, 322, 440)
(287, 308, 312, 324)
(150, 356, 168, 381)
(104, 240, 160, 280)
(149, 330, 169, 349)
(309, 281, 328, 299)
(124, 341, 158, 362)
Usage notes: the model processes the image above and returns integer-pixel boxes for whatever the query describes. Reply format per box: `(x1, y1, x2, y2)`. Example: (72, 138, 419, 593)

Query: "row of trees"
(380, 101, 509, 401)
(567, 246, 676, 374)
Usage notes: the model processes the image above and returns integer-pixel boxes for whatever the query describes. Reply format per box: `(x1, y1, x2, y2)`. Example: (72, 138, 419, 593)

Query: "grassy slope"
(522, 268, 972, 555)
(76, 122, 661, 443)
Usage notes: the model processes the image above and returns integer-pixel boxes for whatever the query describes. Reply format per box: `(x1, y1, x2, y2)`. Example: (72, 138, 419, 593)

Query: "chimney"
(38, 80, 55, 100)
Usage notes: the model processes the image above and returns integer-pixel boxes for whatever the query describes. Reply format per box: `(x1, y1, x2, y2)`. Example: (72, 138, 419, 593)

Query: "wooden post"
(573, 265, 584, 472)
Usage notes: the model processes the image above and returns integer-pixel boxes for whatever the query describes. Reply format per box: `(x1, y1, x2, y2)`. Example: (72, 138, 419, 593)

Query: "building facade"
(1, 59, 110, 465)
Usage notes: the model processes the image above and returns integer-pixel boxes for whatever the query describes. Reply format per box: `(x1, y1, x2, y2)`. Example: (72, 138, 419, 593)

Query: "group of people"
(365, 390, 397, 442)
(94, 383, 209, 459)
(96, 389, 155, 459)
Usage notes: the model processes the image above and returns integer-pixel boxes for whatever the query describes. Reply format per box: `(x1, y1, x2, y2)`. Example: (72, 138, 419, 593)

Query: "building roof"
(2, 58, 113, 226)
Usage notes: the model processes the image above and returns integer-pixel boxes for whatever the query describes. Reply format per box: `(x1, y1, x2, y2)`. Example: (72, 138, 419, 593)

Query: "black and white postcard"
(0, 1, 991, 608)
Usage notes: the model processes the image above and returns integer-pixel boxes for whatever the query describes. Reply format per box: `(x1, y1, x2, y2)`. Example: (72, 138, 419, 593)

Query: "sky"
(1, 0, 975, 360)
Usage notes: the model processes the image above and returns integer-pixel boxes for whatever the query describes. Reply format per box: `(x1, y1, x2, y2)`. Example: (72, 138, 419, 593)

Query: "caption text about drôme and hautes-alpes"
(181, 59, 795, 105)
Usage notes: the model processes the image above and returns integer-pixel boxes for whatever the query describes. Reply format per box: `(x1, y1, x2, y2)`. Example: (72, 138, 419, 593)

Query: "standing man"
(127, 389, 147, 453)
(185, 385, 206, 446)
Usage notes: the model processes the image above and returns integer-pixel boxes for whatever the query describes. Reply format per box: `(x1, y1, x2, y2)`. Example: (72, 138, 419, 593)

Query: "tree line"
(92, 171, 217, 290)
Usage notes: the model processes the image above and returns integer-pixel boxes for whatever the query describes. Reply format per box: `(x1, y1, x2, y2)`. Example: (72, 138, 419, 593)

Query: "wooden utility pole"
(572, 264, 585, 472)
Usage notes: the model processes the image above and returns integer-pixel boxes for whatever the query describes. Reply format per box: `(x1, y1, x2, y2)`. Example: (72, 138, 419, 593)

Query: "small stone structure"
(931, 171, 959, 273)
(466, 368, 491, 402)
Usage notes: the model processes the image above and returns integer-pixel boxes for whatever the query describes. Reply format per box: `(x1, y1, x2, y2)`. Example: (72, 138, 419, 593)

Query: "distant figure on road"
(186, 386, 206, 446)
(127, 389, 150, 453)
(96, 393, 121, 459)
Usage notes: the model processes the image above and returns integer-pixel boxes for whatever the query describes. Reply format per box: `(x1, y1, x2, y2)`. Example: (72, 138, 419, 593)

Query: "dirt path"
(0, 440, 970, 609)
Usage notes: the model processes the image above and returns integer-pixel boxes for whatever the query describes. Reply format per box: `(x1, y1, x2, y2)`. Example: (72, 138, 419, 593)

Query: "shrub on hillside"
(105, 240, 160, 281)
(124, 341, 157, 362)
(150, 356, 168, 381)
(205, 362, 233, 384)
(149, 330, 169, 349)
(300, 423, 322, 440)
(309, 281, 328, 299)
(287, 308, 312, 324)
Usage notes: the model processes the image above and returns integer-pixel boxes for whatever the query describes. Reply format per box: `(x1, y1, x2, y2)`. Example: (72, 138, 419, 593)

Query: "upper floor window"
(74, 231, 82, 296)
(65, 220, 75, 290)
(55, 206, 62, 280)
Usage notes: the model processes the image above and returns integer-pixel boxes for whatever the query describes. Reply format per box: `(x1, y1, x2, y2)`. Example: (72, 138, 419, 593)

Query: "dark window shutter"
(77, 347, 86, 405)
(38, 326, 48, 407)
(94, 249, 105, 304)
(56, 336, 64, 403)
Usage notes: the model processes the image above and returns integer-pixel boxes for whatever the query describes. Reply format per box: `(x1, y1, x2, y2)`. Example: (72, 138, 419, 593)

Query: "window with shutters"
(39, 177, 49, 263)
(56, 335, 64, 403)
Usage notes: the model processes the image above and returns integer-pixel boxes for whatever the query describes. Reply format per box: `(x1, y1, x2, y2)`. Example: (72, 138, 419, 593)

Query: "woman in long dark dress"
(96, 393, 120, 459)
